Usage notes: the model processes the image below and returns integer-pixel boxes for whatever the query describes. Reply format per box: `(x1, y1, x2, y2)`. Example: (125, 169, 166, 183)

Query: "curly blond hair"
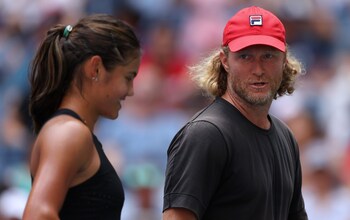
(189, 46, 303, 99)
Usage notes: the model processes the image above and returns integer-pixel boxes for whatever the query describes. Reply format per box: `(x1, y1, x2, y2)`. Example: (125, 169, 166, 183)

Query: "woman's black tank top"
(49, 109, 124, 219)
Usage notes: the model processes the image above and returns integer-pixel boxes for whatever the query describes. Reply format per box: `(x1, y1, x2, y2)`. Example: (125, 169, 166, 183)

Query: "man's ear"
(83, 55, 103, 79)
(219, 50, 229, 72)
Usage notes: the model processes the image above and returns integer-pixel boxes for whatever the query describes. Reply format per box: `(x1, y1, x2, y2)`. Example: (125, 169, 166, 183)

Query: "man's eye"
(125, 76, 133, 82)
(264, 53, 274, 59)
(239, 54, 250, 59)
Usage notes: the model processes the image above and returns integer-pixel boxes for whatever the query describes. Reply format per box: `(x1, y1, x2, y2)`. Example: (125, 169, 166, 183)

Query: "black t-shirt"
(163, 98, 308, 220)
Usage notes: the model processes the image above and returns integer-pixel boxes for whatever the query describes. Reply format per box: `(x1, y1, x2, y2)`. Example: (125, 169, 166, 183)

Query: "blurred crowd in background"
(1, 0, 350, 219)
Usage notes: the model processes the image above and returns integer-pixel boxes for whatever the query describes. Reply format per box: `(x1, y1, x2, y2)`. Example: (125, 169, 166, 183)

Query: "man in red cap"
(163, 6, 308, 220)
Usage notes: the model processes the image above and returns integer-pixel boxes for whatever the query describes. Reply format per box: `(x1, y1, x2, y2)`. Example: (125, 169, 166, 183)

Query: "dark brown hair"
(29, 14, 141, 133)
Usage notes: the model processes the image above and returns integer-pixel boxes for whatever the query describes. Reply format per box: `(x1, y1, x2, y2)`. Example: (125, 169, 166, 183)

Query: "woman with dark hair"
(23, 14, 141, 220)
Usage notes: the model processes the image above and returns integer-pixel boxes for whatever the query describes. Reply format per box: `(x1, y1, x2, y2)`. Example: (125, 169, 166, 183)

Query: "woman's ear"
(219, 50, 229, 72)
(83, 55, 102, 80)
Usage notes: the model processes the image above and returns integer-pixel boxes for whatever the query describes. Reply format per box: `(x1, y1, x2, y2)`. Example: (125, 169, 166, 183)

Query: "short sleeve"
(163, 120, 228, 219)
(274, 117, 308, 220)
(288, 142, 308, 220)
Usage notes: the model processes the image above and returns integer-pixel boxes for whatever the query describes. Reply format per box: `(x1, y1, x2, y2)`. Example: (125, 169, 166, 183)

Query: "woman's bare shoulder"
(31, 115, 94, 175)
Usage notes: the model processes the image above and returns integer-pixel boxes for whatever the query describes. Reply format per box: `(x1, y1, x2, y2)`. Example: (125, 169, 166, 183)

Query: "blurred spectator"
(302, 144, 350, 220)
(0, 186, 28, 220)
(320, 52, 350, 154)
(341, 146, 350, 189)
(139, 21, 204, 111)
(122, 162, 163, 220)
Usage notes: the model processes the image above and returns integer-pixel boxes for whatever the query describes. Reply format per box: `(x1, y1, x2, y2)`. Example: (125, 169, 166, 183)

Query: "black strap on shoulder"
(52, 108, 100, 148)
(53, 108, 85, 123)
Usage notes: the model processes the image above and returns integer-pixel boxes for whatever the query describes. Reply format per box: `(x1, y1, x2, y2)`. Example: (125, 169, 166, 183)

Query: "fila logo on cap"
(250, 15, 262, 26)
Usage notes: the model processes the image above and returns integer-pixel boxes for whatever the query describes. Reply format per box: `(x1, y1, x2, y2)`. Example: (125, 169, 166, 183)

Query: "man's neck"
(221, 94, 271, 130)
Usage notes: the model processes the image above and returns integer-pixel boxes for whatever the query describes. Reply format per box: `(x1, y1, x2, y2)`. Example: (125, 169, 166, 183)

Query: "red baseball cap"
(223, 6, 286, 52)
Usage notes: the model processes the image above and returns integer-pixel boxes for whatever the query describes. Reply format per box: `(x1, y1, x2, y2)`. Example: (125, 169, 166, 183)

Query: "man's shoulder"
(269, 114, 291, 133)
(191, 98, 240, 123)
